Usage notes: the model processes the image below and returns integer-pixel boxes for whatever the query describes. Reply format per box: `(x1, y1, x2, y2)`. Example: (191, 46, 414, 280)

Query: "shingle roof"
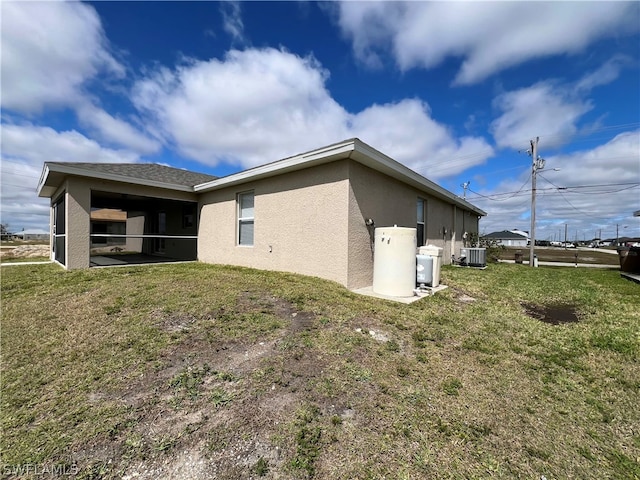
(50, 162, 217, 187)
(483, 230, 528, 240)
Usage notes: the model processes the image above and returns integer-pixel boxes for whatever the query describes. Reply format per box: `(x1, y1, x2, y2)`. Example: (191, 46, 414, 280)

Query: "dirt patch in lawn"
(522, 302, 580, 325)
(74, 296, 329, 479)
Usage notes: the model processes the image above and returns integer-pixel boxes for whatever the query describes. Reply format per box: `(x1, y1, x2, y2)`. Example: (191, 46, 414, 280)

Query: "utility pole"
(529, 137, 544, 267)
(616, 224, 619, 246)
(564, 223, 568, 249)
(461, 181, 470, 200)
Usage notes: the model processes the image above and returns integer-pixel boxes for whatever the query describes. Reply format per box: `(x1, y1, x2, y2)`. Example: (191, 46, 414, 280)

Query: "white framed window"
(417, 198, 426, 246)
(237, 191, 254, 246)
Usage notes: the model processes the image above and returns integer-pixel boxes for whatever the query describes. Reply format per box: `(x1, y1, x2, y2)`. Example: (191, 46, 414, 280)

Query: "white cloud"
(132, 47, 493, 174)
(0, 124, 141, 230)
(490, 54, 631, 151)
(576, 55, 631, 92)
(132, 48, 348, 167)
(473, 131, 640, 240)
(1, 1, 124, 114)
(0, 1, 163, 155)
(220, 1, 246, 45)
(490, 82, 593, 150)
(546, 130, 639, 187)
(349, 99, 494, 179)
(75, 102, 161, 155)
(1, 124, 140, 166)
(332, 2, 403, 69)
(335, 2, 639, 85)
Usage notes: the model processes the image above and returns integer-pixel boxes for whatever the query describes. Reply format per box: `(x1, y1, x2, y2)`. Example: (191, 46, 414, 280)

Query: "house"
(509, 229, 529, 239)
(483, 230, 528, 247)
(14, 229, 50, 241)
(37, 138, 486, 290)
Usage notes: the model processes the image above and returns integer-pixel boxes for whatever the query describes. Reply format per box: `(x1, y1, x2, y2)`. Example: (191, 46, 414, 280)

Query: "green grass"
(501, 246, 620, 264)
(1, 262, 639, 479)
(0, 256, 50, 263)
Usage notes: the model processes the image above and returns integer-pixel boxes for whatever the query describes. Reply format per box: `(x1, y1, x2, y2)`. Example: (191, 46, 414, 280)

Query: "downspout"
(452, 205, 457, 262)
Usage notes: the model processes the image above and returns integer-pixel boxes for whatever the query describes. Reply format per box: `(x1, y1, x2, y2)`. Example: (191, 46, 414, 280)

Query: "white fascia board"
(194, 140, 356, 192)
(36, 164, 51, 196)
(38, 163, 194, 197)
(194, 137, 486, 216)
(351, 139, 487, 216)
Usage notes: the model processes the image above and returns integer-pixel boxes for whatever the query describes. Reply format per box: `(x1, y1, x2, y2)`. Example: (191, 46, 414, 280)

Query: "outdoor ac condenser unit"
(465, 247, 487, 267)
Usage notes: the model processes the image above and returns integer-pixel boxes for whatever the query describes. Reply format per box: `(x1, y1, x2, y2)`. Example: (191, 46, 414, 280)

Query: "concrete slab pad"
(89, 254, 187, 267)
(352, 284, 448, 304)
(621, 272, 640, 284)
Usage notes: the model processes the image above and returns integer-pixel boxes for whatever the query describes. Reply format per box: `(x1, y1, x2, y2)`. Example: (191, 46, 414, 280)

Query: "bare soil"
(72, 294, 332, 479)
(522, 303, 580, 325)
(0, 244, 49, 259)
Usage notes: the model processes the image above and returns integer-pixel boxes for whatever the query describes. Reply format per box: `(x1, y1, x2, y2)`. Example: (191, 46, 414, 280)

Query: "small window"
(417, 198, 426, 246)
(238, 191, 254, 246)
(182, 205, 195, 229)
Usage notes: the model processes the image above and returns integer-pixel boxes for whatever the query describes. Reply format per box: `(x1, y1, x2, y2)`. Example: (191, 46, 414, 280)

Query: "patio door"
(53, 196, 65, 265)
(153, 211, 166, 254)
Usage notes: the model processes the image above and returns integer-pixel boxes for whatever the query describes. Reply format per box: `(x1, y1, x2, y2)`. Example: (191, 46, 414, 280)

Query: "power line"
(537, 176, 640, 195)
(466, 181, 640, 201)
(506, 122, 640, 151)
(468, 174, 531, 202)
(540, 122, 640, 144)
(0, 171, 40, 180)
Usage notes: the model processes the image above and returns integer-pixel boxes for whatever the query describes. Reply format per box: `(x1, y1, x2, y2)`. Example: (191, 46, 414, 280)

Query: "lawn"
(0, 256, 50, 264)
(1, 262, 638, 479)
(499, 246, 620, 265)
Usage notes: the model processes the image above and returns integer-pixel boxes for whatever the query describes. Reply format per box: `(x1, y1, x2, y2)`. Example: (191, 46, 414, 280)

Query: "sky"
(1, 0, 639, 241)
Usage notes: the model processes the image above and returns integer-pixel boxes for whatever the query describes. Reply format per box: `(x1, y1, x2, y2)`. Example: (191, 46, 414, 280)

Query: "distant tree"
(467, 232, 505, 263)
(0, 223, 11, 240)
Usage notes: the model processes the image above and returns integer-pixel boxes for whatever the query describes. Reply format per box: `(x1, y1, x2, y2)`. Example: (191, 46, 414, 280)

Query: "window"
(182, 205, 195, 229)
(417, 198, 426, 246)
(238, 191, 254, 246)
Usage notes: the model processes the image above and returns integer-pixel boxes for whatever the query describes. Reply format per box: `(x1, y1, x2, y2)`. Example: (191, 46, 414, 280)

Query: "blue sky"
(2, 1, 639, 241)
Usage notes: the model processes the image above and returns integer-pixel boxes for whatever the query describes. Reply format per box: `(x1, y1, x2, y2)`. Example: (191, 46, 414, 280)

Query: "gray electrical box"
(416, 255, 434, 286)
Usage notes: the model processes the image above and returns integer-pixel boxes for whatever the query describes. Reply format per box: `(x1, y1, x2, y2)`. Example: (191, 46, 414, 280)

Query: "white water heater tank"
(373, 226, 417, 297)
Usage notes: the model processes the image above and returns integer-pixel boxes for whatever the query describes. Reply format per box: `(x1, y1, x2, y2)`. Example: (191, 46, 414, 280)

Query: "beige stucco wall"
(198, 158, 481, 290)
(65, 177, 91, 269)
(346, 161, 480, 288)
(347, 161, 417, 289)
(425, 196, 453, 259)
(126, 212, 145, 252)
(198, 161, 351, 285)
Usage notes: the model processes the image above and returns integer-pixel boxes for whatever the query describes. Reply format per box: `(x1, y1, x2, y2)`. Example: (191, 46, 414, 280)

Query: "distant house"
(14, 229, 50, 241)
(36, 138, 486, 289)
(483, 230, 528, 247)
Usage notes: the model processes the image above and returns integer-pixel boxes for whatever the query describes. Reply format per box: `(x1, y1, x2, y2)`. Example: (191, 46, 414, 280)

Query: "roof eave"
(194, 139, 357, 192)
(194, 138, 486, 216)
(36, 164, 51, 197)
(350, 139, 487, 216)
(37, 163, 195, 198)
